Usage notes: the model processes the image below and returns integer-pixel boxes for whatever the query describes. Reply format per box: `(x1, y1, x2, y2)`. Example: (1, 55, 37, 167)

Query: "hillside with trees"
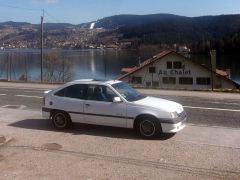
(93, 14, 240, 53)
(1, 14, 240, 54)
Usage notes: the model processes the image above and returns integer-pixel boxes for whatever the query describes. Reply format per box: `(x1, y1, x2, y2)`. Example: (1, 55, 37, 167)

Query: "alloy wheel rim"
(140, 120, 155, 137)
(54, 113, 67, 127)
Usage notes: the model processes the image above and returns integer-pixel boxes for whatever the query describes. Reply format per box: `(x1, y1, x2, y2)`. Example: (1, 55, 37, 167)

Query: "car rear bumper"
(161, 118, 186, 133)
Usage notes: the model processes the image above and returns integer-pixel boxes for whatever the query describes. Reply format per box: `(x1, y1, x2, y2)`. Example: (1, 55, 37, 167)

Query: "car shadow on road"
(8, 119, 175, 140)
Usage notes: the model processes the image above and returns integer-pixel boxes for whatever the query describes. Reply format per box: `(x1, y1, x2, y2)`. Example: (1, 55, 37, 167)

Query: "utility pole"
(7, 53, 9, 81)
(40, 9, 44, 82)
(24, 58, 27, 81)
(104, 58, 107, 80)
(210, 50, 216, 91)
(9, 53, 12, 81)
(62, 56, 65, 83)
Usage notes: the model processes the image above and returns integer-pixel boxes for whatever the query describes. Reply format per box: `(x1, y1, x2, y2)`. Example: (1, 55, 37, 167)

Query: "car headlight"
(170, 111, 179, 119)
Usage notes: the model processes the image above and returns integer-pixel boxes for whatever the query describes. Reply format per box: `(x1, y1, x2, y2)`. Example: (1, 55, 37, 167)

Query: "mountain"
(94, 14, 240, 37)
(0, 21, 31, 27)
(0, 21, 73, 30)
(43, 23, 73, 30)
(93, 14, 240, 53)
(94, 14, 187, 29)
(1, 13, 240, 53)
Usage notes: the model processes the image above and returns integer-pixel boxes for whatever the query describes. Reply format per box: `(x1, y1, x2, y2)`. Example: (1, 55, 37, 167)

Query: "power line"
(45, 10, 62, 23)
(0, 3, 41, 11)
(0, 3, 63, 24)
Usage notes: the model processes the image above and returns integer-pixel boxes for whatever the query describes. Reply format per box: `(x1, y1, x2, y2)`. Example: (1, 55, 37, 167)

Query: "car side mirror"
(113, 97, 122, 103)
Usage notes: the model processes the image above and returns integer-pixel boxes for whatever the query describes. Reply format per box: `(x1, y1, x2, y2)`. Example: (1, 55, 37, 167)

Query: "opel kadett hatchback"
(42, 79, 186, 138)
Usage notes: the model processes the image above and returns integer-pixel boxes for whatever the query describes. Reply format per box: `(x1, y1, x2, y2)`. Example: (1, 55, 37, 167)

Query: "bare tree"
(43, 50, 74, 83)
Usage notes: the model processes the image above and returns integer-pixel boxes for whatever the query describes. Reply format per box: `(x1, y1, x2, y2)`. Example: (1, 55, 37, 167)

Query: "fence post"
(9, 53, 11, 81)
(62, 56, 65, 83)
(7, 53, 9, 81)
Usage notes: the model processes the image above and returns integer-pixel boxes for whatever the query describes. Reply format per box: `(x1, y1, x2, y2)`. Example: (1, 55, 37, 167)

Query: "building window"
(131, 76, 142, 84)
(162, 77, 176, 84)
(173, 61, 182, 69)
(149, 67, 156, 73)
(196, 77, 211, 85)
(146, 82, 151, 87)
(152, 81, 159, 87)
(167, 61, 182, 69)
(179, 77, 193, 85)
(167, 62, 172, 69)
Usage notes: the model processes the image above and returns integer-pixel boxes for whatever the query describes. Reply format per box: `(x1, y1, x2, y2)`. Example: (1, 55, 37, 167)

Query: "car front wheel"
(138, 118, 161, 139)
(52, 111, 71, 130)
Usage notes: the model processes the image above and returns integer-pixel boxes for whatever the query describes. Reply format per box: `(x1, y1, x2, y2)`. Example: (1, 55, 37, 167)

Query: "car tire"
(137, 118, 161, 139)
(51, 111, 71, 130)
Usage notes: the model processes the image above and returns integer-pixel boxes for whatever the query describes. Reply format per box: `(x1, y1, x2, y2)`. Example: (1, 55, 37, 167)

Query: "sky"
(0, 0, 240, 24)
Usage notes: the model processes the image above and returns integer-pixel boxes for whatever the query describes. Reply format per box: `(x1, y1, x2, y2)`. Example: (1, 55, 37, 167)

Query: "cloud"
(33, 0, 58, 4)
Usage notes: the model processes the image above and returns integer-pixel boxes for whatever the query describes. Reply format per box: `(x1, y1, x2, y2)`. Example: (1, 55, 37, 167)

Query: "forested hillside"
(96, 14, 240, 53)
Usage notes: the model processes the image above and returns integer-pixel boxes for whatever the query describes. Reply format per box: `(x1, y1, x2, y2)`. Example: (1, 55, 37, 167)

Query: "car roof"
(66, 79, 122, 86)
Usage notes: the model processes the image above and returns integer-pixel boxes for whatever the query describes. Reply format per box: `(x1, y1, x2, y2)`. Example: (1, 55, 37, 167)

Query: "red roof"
(121, 67, 136, 74)
(216, 69, 228, 77)
(118, 50, 172, 80)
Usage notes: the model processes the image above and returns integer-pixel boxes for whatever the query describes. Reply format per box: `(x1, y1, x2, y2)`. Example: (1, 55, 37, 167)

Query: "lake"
(0, 49, 239, 84)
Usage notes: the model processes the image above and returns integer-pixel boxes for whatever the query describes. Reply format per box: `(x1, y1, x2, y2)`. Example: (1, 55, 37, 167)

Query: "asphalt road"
(0, 86, 239, 129)
(0, 83, 240, 179)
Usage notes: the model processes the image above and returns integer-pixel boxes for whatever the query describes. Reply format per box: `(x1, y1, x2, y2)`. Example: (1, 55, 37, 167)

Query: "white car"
(42, 79, 186, 138)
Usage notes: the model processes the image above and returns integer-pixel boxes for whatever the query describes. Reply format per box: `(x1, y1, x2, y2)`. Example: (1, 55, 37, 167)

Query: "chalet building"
(118, 51, 239, 90)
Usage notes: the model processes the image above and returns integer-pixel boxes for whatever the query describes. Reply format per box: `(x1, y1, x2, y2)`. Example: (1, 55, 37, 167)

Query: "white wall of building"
(121, 53, 236, 90)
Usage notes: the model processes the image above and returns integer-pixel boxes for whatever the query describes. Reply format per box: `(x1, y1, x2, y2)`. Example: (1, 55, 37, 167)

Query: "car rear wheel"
(137, 118, 161, 139)
(52, 111, 71, 130)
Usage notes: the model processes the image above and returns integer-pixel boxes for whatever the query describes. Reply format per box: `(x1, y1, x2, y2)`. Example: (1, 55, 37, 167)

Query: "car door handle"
(85, 104, 90, 107)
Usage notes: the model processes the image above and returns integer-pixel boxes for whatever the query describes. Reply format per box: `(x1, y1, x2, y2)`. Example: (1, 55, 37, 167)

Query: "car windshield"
(112, 82, 145, 102)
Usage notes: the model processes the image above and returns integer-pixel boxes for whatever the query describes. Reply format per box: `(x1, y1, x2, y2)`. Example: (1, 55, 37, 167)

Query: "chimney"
(210, 50, 216, 72)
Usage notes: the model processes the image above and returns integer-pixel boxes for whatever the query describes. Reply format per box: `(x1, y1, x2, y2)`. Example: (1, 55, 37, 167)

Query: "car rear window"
(54, 84, 87, 99)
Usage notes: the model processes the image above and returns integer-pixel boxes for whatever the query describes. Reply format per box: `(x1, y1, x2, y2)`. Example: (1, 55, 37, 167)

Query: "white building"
(118, 51, 239, 90)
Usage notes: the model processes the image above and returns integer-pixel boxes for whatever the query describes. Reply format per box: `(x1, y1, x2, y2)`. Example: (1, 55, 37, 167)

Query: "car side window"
(55, 88, 65, 97)
(104, 86, 117, 102)
(86, 85, 117, 102)
(55, 84, 87, 99)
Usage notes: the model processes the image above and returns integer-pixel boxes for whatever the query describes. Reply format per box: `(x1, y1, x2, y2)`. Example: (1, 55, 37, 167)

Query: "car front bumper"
(161, 118, 186, 133)
(42, 107, 51, 119)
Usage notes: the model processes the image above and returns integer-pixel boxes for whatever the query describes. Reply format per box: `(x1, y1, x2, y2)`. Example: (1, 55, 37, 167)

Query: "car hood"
(133, 96, 183, 113)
